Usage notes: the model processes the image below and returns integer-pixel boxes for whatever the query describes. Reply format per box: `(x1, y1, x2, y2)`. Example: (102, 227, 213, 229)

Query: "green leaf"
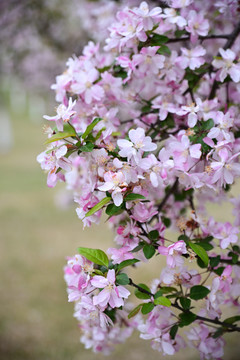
(179, 312, 197, 327)
(154, 290, 163, 299)
(82, 118, 103, 140)
(196, 242, 213, 251)
(178, 235, 189, 244)
(134, 284, 151, 300)
(128, 304, 143, 319)
(116, 273, 129, 285)
(162, 217, 171, 228)
(159, 286, 177, 294)
(141, 302, 155, 315)
(214, 266, 224, 276)
(223, 315, 240, 324)
(188, 242, 209, 266)
(44, 128, 77, 145)
(157, 45, 171, 55)
(150, 34, 169, 45)
(79, 142, 94, 152)
(85, 197, 111, 217)
(131, 244, 144, 253)
(117, 259, 139, 271)
(148, 230, 159, 241)
(124, 193, 146, 201)
(189, 285, 210, 300)
(179, 297, 191, 310)
(78, 247, 109, 267)
(106, 203, 124, 216)
(154, 296, 171, 307)
(210, 255, 221, 268)
(92, 269, 104, 276)
(143, 244, 155, 259)
(170, 325, 178, 339)
(228, 251, 238, 264)
(212, 328, 224, 339)
(202, 118, 214, 130)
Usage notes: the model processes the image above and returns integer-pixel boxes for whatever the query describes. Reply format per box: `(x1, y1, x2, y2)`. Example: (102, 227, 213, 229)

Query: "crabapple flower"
(214, 222, 239, 249)
(117, 127, 157, 162)
(37, 145, 71, 187)
(177, 99, 201, 127)
(210, 148, 240, 187)
(91, 269, 130, 309)
(161, 8, 187, 28)
(43, 98, 76, 131)
(176, 46, 206, 70)
(130, 2, 162, 31)
(158, 240, 187, 268)
(212, 48, 240, 83)
(186, 11, 209, 43)
(98, 170, 128, 206)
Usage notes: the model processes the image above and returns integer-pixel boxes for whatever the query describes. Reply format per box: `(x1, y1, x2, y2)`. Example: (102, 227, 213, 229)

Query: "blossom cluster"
(38, 1, 240, 358)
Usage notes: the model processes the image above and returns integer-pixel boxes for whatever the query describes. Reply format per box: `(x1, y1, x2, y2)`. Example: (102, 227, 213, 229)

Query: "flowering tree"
(38, 1, 240, 358)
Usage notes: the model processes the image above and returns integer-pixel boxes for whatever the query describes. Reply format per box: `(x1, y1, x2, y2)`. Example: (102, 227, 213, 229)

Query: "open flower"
(158, 240, 187, 268)
(212, 48, 240, 83)
(117, 127, 157, 163)
(43, 97, 76, 131)
(91, 269, 130, 309)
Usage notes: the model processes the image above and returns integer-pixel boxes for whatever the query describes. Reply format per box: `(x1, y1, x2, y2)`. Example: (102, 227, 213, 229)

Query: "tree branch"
(128, 280, 240, 332)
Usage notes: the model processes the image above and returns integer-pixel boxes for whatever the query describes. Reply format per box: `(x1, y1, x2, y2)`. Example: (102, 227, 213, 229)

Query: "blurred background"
(0, 1, 239, 359)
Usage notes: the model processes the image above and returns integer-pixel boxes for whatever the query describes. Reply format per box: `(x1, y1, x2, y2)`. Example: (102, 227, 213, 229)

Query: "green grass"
(0, 90, 239, 359)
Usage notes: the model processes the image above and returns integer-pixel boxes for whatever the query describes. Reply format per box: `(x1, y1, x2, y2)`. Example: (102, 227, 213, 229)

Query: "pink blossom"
(91, 269, 130, 309)
(176, 46, 206, 70)
(117, 127, 157, 162)
(158, 240, 187, 268)
(186, 11, 209, 43)
(43, 98, 76, 131)
(130, 2, 162, 31)
(98, 170, 128, 206)
(210, 148, 240, 187)
(212, 48, 240, 83)
(37, 145, 71, 187)
(214, 222, 239, 249)
(177, 99, 201, 127)
(161, 8, 187, 28)
(107, 246, 134, 264)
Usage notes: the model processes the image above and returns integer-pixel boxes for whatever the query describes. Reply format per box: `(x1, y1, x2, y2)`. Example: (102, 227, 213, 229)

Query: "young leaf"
(154, 296, 171, 307)
(124, 193, 146, 201)
(188, 242, 209, 266)
(116, 273, 129, 285)
(78, 247, 109, 267)
(141, 302, 155, 315)
(179, 297, 191, 310)
(128, 304, 143, 319)
(82, 118, 103, 140)
(189, 285, 210, 300)
(85, 197, 111, 217)
(143, 244, 155, 259)
(117, 259, 139, 271)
